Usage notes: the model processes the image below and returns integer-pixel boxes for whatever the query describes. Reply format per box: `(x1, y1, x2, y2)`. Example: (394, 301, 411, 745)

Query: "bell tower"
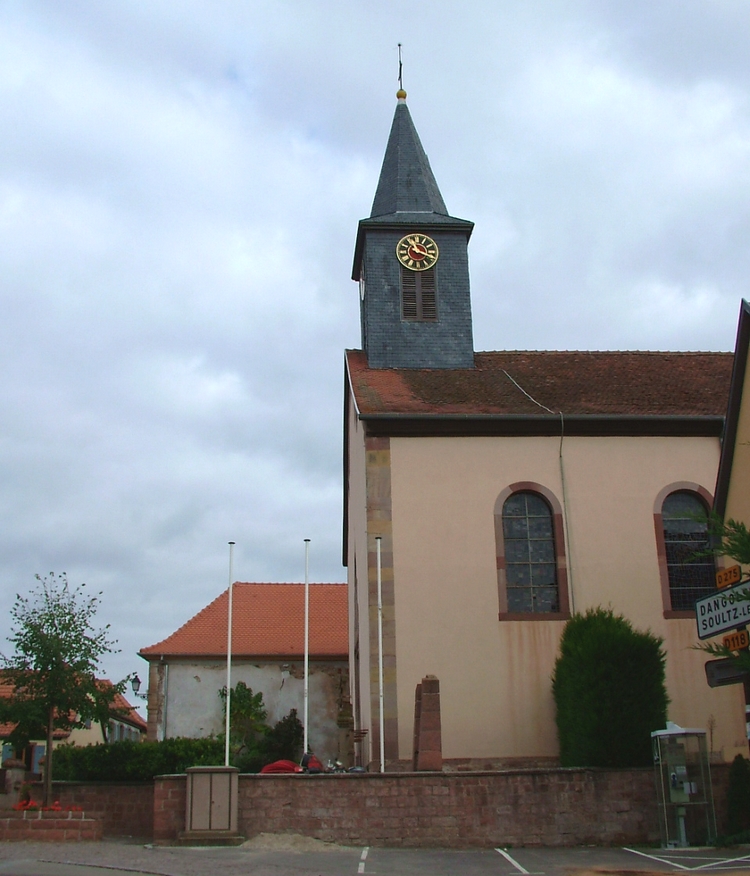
(352, 91, 475, 370)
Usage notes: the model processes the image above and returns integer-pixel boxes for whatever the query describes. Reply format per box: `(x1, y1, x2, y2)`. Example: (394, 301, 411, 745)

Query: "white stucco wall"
(153, 659, 347, 764)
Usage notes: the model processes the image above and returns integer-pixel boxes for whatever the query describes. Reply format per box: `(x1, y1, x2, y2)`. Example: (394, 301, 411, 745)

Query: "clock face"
(396, 234, 439, 271)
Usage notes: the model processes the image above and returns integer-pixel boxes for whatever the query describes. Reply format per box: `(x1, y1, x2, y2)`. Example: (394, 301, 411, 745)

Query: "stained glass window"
(663, 491, 715, 611)
(503, 492, 559, 613)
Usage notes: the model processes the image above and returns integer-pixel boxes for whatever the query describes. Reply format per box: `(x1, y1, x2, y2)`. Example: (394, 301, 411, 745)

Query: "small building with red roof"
(138, 582, 349, 764)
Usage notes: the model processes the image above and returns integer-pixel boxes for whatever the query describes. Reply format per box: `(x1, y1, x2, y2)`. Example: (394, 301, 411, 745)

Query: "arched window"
(495, 483, 570, 619)
(661, 491, 715, 612)
(502, 491, 558, 613)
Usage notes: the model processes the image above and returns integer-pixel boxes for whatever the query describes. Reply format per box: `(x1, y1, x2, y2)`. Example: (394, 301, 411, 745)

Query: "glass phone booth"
(652, 724, 716, 847)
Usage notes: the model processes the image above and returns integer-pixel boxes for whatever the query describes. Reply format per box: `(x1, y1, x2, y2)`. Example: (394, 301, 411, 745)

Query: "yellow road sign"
(723, 629, 749, 652)
(717, 565, 742, 589)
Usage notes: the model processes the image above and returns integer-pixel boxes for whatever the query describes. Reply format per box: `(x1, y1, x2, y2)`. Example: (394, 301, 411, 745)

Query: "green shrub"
(552, 607, 668, 767)
(52, 736, 224, 781)
(52, 707, 305, 780)
(727, 754, 750, 834)
(264, 708, 304, 764)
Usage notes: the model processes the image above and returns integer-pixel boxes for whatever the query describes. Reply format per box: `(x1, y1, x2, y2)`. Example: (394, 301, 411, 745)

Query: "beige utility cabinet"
(182, 766, 241, 844)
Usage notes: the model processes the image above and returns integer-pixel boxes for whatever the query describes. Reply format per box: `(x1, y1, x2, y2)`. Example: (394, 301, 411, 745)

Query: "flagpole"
(224, 541, 235, 768)
(303, 538, 310, 755)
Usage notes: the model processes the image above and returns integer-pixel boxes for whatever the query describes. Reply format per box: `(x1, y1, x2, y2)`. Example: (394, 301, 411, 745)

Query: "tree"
(552, 607, 669, 767)
(0, 573, 124, 804)
(219, 681, 268, 769)
(218, 683, 305, 772)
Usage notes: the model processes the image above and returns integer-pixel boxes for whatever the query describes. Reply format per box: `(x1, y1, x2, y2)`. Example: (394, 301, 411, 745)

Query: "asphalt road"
(1, 841, 750, 876)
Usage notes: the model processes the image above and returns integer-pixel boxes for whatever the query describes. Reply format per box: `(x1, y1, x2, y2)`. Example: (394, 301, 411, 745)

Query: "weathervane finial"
(396, 43, 406, 101)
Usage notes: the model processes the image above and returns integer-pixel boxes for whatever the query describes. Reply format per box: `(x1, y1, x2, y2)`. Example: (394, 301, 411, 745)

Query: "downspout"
(161, 658, 169, 742)
(503, 370, 575, 613)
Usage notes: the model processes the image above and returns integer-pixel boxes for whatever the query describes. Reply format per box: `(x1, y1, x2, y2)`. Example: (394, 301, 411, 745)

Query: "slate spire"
(370, 98, 448, 219)
(352, 92, 475, 370)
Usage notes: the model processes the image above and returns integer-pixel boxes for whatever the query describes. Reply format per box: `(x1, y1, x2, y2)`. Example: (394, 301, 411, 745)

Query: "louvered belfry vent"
(401, 266, 437, 322)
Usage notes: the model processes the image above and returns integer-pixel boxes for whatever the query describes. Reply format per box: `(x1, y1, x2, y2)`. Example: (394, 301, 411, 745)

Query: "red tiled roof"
(139, 583, 348, 659)
(104, 684, 147, 732)
(0, 679, 145, 737)
(346, 350, 733, 417)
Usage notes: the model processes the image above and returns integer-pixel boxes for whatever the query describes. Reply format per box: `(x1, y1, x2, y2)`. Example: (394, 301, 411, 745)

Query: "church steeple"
(352, 93, 475, 370)
(369, 97, 448, 218)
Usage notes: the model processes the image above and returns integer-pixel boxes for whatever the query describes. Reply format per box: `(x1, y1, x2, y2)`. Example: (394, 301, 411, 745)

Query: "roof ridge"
(232, 581, 346, 586)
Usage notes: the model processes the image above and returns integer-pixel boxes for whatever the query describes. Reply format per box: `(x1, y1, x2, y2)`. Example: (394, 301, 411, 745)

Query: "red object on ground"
(260, 760, 303, 774)
(306, 755, 324, 772)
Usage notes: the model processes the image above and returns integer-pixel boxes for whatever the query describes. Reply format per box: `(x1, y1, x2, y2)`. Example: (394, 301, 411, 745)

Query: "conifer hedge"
(552, 607, 668, 767)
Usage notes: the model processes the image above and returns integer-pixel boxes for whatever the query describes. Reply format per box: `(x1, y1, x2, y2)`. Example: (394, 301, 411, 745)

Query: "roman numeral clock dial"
(396, 234, 439, 271)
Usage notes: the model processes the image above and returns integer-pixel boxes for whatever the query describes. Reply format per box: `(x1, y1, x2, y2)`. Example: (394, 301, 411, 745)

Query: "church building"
(343, 90, 746, 769)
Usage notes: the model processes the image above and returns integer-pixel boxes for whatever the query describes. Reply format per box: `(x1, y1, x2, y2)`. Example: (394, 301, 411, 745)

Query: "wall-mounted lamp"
(130, 674, 148, 701)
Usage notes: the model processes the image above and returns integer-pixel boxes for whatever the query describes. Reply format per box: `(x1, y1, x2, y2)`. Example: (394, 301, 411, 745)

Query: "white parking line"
(624, 846, 750, 872)
(496, 848, 530, 874)
(692, 854, 750, 871)
(358, 846, 369, 873)
(623, 847, 691, 870)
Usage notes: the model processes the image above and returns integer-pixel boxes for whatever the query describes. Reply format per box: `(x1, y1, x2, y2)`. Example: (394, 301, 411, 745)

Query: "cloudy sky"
(1, 0, 750, 696)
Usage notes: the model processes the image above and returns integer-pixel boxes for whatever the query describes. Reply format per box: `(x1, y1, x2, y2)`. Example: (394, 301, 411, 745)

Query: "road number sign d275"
(696, 578, 750, 640)
(717, 565, 741, 588)
(723, 629, 750, 652)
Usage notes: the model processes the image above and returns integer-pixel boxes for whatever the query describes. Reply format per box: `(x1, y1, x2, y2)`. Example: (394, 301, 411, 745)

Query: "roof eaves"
(714, 298, 750, 518)
(359, 412, 725, 438)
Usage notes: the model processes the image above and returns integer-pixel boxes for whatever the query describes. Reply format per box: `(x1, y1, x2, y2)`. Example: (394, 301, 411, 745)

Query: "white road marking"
(358, 846, 369, 873)
(692, 854, 750, 871)
(496, 848, 530, 874)
(623, 848, 692, 870)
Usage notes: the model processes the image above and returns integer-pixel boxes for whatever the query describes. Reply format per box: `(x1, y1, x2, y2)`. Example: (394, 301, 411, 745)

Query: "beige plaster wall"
(154, 659, 347, 764)
(387, 433, 746, 762)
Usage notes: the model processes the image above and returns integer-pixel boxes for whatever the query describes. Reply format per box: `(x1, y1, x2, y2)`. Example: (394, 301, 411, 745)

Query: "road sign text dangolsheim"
(696, 578, 750, 640)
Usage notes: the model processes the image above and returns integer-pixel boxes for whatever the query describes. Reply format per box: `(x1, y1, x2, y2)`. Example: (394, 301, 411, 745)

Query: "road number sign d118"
(717, 565, 742, 588)
(695, 578, 750, 640)
(723, 629, 750, 652)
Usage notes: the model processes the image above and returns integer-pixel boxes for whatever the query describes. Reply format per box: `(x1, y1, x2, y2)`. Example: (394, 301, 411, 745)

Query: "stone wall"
(36, 762, 731, 847)
(153, 775, 187, 842)
(51, 782, 153, 839)
(0, 810, 103, 842)
(237, 768, 662, 847)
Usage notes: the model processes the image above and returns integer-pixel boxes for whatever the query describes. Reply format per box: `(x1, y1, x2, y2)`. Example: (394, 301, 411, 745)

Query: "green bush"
(264, 708, 304, 764)
(727, 754, 750, 835)
(52, 736, 224, 781)
(552, 607, 668, 767)
(52, 707, 305, 780)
